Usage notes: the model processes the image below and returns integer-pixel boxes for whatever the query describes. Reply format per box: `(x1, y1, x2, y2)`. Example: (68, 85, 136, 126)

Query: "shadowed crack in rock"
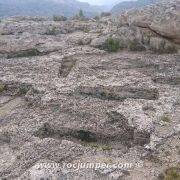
(0, 81, 43, 98)
(76, 85, 159, 101)
(7, 48, 45, 59)
(107, 110, 151, 146)
(34, 112, 151, 147)
(152, 76, 180, 85)
(34, 123, 98, 143)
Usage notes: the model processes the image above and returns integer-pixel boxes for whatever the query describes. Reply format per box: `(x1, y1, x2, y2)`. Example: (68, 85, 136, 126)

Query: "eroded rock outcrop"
(58, 56, 77, 77)
(115, 0, 180, 52)
(0, 2, 180, 179)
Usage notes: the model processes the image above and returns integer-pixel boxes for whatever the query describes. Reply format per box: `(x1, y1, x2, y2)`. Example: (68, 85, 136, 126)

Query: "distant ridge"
(111, 0, 159, 14)
(0, 0, 103, 18)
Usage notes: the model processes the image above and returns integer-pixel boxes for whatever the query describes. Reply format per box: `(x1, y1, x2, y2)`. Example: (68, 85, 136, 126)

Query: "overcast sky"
(78, 0, 126, 6)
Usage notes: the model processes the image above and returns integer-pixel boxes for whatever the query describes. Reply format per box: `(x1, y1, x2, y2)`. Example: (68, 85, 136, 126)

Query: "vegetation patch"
(18, 84, 31, 95)
(146, 154, 163, 165)
(83, 142, 112, 151)
(163, 45, 178, 54)
(74, 130, 97, 142)
(45, 27, 57, 35)
(0, 84, 6, 93)
(160, 114, 171, 123)
(0, 132, 11, 144)
(94, 16, 100, 21)
(51, 104, 61, 112)
(151, 40, 178, 54)
(158, 166, 180, 180)
(73, 9, 86, 21)
(53, 15, 67, 21)
(83, 28, 90, 33)
(103, 38, 121, 52)
(34, 123, 54, 139)
(7, 48, 43, 59)
(101, 12, 111, 17)
(128, 39, 146, 51)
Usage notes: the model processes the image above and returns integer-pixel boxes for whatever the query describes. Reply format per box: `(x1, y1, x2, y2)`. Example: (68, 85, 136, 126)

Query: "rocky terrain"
(0, 0, 180, 179)
(111, 0, 158, 14)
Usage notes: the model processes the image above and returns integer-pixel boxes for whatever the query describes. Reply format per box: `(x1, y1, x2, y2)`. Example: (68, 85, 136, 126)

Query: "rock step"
(76, 85, 159, 101)
(58, 56, 77, 77)
(152, 75, 180, 85)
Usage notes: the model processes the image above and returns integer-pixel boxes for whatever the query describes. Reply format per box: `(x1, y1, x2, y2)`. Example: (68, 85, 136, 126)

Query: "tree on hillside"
(79, 9, 84, 17)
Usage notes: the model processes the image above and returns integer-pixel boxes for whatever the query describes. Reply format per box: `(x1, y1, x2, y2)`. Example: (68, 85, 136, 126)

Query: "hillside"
(0, 0, 102, 17)
(111, 0, 158, 14)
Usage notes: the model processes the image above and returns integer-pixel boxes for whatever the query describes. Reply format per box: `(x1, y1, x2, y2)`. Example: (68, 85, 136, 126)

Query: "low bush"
(45, 27, 57, 35)
(158, 166, 180, 180)
(83, 28, 90, 33)
(0, 84, 5, 93)
(53, 15, 67, 21)
(94, 16, 100, 21)
(101, 12, 111, 17)
(164, 45, 178, 54)
(104, 38, 120, 52)
(128, 39, 146, 51)
(150, 39, 178, 54)
(83, 142, 112, 151)
(154, 43, 178, 54)
(160, 114, 171, 123)
(19, 84, 31, 95)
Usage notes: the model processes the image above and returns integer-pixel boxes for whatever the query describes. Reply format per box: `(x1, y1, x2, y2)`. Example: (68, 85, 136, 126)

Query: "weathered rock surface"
(0, 1, 180, 179)
(115, 0, 180, 51)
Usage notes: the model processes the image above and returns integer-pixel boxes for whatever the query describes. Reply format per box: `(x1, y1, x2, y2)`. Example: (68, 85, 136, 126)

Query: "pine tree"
(79, 9, 84, 17)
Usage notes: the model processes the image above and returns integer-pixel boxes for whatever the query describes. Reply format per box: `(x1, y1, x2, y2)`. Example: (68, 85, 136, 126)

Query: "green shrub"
(83, 142, 112, 151)
(94, 16, 100, 21)
(79, 9, 84, 18)
(83, 28, 90, 33)
(34, 123, 53, 139)
(156, 42, 178, 54)
(45, 27, 57, 35)
(101, 12, 111, 17)
(0, 84, 5, 93)
(19, 84, 30, 95)
(160, 114, 171, 123)
(77, 40, 84, 45)
(53, 15, 67, 21)
(165, 45, 178, 54)
(158, 166, 180, 180)
(104, 38, 120, 52)
(150, 40, 178, 54)
(128, 39, 146, 51)
(73, 10, 86, 21)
